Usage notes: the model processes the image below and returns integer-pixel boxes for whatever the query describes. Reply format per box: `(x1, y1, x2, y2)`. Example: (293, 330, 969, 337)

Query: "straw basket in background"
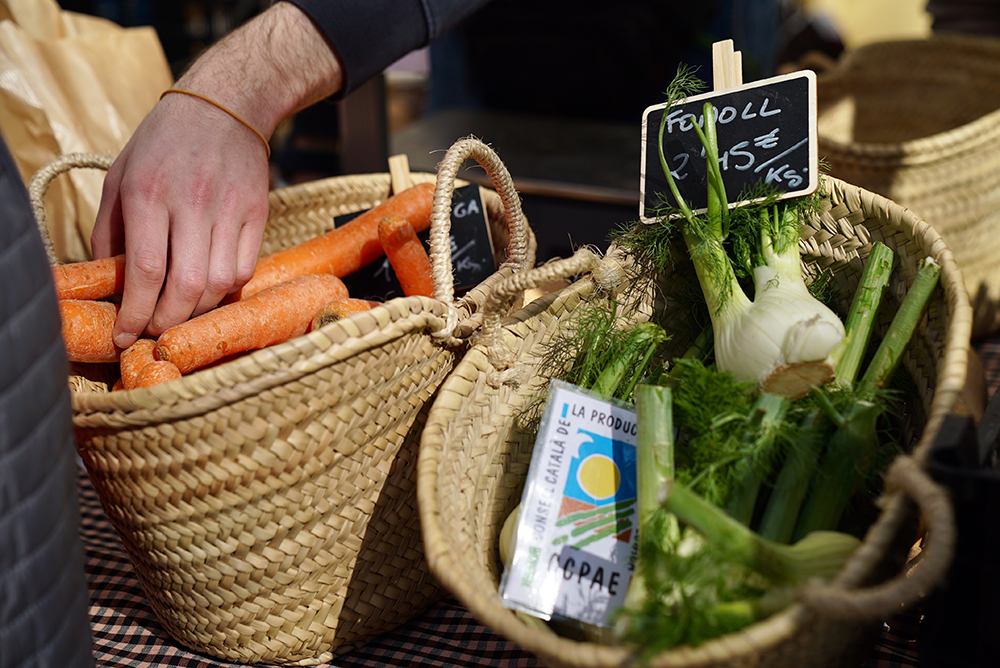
(34, 137, 535, 665)
(417, 176, 971, 668)
(816, 32, 1000, 338)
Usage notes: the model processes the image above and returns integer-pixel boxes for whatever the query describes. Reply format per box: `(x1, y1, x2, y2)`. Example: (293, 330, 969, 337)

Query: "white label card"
(499, 380, 639, 628)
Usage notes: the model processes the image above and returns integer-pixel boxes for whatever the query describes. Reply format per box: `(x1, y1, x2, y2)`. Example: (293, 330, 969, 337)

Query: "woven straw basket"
(34, 137, 536, 665)
(418, 176, 971, 668)
(815, 32, 1000, 338)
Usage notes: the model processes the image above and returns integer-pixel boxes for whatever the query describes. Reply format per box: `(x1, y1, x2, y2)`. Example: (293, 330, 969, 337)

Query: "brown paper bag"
(0, 0, 171, 262)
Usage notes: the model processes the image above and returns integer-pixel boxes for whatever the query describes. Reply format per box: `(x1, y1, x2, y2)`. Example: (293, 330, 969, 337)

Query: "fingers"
(234, 204, 269, 291)
(113, 194, 269, 344)
(114, 209, 262, 343)
(112, 215, 266, 345)
(168, 187, 270, 319)
(190, 218, 238, 318)
(113, 199, 170, 349)
(146, 211, 212, 334)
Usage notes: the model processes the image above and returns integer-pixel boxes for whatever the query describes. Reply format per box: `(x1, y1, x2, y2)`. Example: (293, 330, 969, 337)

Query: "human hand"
(92, 94, 271, 348)
(91, 1, 343, 350)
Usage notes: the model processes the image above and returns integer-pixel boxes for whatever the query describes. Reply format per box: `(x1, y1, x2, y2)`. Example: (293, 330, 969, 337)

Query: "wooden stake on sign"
(712, 39, 743, 91)
(388, 153, 413, 194)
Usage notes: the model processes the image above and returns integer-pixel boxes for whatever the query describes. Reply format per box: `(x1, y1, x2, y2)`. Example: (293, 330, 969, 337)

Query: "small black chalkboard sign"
(639, 70, 818, 223)
(339, 183, 497, 301)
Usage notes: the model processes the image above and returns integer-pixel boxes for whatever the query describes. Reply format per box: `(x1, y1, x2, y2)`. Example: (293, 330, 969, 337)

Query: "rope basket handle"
(799, 454, 956, 620)
(28, 152, 115, 266)
(428, 137, 532, 306)
(474, 247, 625, 353)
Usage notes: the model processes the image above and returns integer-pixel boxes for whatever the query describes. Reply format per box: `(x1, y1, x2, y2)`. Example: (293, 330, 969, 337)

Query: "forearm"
(174, 1, 343, 139)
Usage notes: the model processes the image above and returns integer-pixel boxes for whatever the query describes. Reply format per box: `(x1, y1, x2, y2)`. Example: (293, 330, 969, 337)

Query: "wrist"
(172, 1, 343, 138)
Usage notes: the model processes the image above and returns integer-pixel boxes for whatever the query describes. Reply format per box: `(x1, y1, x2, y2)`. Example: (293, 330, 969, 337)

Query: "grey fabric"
(0, 132, 95, 668)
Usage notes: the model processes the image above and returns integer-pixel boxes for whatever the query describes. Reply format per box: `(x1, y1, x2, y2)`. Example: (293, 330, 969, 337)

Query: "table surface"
(80, 339, 1000, 668)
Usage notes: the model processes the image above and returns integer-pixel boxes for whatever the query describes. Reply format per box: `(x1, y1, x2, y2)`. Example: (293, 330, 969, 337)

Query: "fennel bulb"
(713, 218, 845, 398)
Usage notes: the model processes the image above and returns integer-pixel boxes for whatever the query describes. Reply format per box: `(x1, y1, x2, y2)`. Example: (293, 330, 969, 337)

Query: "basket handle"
(428, 137, 532, 306)
(475, 247, 619, 350)
(28, 152, 115, 266)
(798, 454, 956, 621)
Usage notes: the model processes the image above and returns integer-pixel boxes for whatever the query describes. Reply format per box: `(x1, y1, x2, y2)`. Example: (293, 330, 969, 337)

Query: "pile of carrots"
(56, 183, 438, 391)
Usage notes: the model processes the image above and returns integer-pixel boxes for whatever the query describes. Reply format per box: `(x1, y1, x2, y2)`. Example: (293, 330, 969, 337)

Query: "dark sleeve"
(282, 0, 493, 97)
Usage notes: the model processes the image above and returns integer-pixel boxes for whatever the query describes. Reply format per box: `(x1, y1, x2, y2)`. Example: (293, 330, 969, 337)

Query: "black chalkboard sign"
(639, 70, 818, 223)
(340, 183, 497, 301)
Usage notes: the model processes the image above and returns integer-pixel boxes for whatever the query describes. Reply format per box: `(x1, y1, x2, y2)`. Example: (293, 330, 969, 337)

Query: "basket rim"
(817, 107, 1000, 163)
(71, 295, 453, 424)
(416, 175, 974, 666)
(264, 170, 441, 219)
(816, 33, 1000, 162)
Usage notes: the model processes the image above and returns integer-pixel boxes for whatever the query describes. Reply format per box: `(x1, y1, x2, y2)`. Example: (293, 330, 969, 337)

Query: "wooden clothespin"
(712, 39, 743, 91)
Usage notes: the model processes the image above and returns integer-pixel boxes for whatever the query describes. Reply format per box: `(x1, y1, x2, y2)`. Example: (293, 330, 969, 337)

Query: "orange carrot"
(119, 338, 181, 389)
(198, 350, 252, 371)
(119, 338, 158, 389)
(58, 300, 120, 363)
(238, 182, 435, 298)
(53, 254, 126, 301)
(156, 274, 349, 373)
(311, 298, 380, 329)
(133, 361, 182, 388)
(378, 214, 434, 297)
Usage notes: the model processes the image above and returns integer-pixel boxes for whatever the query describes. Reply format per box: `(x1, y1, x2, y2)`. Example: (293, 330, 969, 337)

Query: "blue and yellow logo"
(554, 429, 637, 549)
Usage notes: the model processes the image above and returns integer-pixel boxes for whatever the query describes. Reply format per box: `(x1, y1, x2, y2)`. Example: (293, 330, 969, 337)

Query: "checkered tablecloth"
(78, 468, 540, 668)
(79, 340, 1000, 668)
(76, 466, 922, 668)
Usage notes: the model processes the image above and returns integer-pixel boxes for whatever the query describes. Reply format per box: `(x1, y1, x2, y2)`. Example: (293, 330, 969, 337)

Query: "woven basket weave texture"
(418, 176, 971, 668)
(816, 32, 1000, 337)
(46, 138, 536, 665)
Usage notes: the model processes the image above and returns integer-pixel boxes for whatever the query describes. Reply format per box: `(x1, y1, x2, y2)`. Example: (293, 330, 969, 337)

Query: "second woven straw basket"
(35, 137, 535, 664)
(816, 32, 1000, 337)
(418, 176, 971, 668)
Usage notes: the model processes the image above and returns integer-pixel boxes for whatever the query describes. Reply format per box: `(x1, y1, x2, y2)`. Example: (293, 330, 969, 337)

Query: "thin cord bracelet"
(160, 88, 272, 159)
